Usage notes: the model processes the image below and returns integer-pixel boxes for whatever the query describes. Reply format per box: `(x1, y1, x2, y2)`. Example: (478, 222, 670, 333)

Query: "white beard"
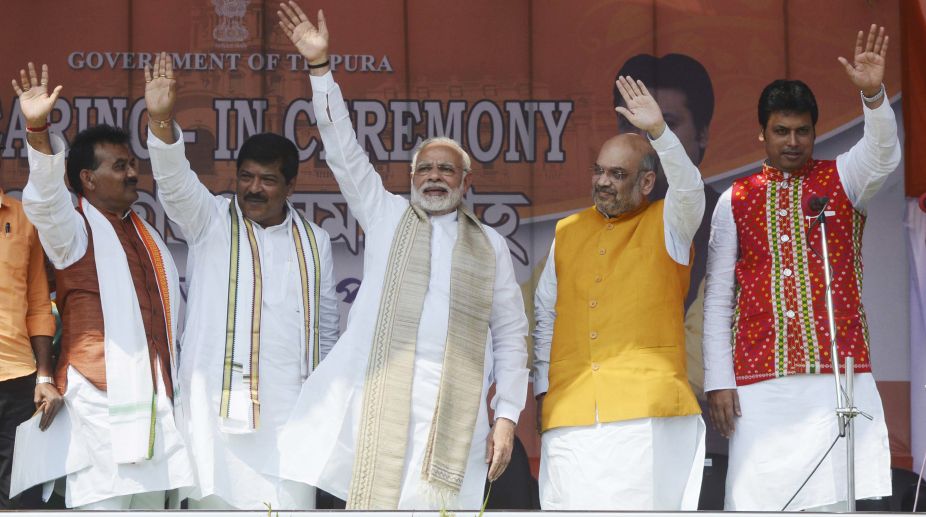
(410, 180, 465, 214)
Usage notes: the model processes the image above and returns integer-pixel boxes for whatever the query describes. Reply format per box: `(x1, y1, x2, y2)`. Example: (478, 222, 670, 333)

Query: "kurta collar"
(430, 210, 459, 224)
(762, 159, 815, 182)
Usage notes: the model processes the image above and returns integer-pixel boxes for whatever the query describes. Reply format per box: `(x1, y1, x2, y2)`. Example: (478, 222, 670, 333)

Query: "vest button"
(786, 310, 796, 318)
(590, 331, 598, 339)
(598, 248, 606, 255)
(589, 300, 598, 308)
(781, 234, 790, 243)
(779, 209, 788, 217)
(591, 362, 600, 371)
(783, 268, 793, 277)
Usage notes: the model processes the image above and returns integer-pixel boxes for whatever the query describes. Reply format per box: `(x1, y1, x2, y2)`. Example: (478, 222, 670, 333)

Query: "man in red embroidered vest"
(703, 26, 901, 511)
(10, 63, 193, 509)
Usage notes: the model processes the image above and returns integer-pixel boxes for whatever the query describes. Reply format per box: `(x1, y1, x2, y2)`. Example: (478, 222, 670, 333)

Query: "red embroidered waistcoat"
(730, 159, 870, 386)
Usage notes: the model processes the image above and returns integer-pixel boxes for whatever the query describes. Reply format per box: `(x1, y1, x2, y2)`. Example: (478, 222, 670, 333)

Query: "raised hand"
(278, 1, 329, 65)
(144, 52, 176, 123)
(838, 24, 888, 97)
(614, 75, 666, 139)
(11, 63, 62, 128)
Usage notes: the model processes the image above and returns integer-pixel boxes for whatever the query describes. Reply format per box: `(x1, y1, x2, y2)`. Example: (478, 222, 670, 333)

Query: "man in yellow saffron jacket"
(533, 76, 706, 510)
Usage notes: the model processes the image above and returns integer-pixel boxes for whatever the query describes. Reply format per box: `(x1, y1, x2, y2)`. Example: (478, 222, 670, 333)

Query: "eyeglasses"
(591, 164, 634, 182)
(413, 162, 466, 177)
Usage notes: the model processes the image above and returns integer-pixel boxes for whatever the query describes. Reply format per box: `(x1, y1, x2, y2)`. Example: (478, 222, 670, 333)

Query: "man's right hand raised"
(277, 1, 330, 76)
(144, 52, 178, 144)
(11, 63, 61, 154)
(12, 63, 61, 129)
(706, 388, 741, 439)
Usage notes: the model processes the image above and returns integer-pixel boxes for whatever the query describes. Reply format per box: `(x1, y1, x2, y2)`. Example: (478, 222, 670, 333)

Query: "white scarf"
(219, 199, 322, 433)
(81, 197, 179, 464)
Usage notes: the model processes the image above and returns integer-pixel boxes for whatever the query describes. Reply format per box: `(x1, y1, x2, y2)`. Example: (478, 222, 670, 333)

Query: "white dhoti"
(725, 372, 891, 511)
(63, 367, 194, 508)
(539, 414, 705, 510)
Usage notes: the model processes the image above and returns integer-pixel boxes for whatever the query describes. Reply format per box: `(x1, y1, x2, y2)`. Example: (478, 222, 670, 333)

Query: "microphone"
(808, 196, 830, 214)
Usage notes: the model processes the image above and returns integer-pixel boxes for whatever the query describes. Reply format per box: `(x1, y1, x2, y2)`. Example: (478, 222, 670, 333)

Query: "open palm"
(278, 1, 328, 63)
(838, 25, 888, 93)
(11, 63, 62, 126)
(144, 52, 176, 120)
(614, 75, 665, 136)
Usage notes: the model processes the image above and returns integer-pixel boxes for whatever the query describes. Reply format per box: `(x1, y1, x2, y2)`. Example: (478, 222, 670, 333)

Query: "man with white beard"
(273, 2, 529, 510)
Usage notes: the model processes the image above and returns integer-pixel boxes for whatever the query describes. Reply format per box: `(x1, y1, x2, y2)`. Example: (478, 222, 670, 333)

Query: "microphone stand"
(811, 201, 870, 512)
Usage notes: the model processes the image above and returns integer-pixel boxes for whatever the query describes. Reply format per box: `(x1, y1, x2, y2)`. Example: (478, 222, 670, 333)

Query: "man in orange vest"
(532, 76, 706, 510)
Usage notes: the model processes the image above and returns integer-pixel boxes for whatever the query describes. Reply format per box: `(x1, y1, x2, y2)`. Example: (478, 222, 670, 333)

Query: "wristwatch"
(860, 84, 885, 104)
(35, 375, 55, 385)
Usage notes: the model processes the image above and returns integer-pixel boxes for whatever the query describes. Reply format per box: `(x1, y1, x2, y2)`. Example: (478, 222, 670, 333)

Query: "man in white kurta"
(273, 6, 528, 510)
(143, 54, 339, 509)
(533, 76, 705, 510)
(703, 26, 899, 511)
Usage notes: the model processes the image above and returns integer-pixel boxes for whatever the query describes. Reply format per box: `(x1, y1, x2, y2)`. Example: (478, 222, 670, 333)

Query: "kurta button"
(599, 248, 606, 255)
(781, 234, 790, 243)
(606, 223, 614, 230)
(590, 331, 598, 339)
(783, 268, 793, 277)
(786, 310, 796, 318)
(779, 209, 788, 216)
(591, 363, 600, 371)
(594, 275, 602, 283)
(589, 300, 598, 308)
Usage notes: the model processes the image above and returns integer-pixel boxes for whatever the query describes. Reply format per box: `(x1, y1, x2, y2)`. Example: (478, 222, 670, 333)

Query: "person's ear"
(80, 169, 95, 192)
(639, 170, 656, 196)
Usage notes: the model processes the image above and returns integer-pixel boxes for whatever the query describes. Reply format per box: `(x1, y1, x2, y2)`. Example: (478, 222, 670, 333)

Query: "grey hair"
(638, 149, 661, 181)
(410, 136, 472, 173)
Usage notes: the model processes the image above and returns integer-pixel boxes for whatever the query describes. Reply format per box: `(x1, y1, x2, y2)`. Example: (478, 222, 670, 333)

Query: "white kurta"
(274, 71, 529, 510)
(703, 96, 901, 511)
(19, 136, 194, 508)
(147, 128, 340, 509)
(532, 127, 706, 510)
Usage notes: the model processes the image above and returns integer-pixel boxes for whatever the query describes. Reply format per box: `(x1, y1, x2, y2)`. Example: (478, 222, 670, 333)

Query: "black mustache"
(125, 178, 138, 186)
(244, 194, 268, 202)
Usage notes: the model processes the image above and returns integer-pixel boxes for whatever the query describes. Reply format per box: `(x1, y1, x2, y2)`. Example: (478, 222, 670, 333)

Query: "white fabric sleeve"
(702, 187, 738, 392)
(22, 134, 88, 269)
(487, 232, 530, 424)
(835, 95, 902, 211)
(309, 71, 407, 232)
(314, 224, 340, 362)
(649, 127, 705, 265)
(147, 123, 220, 244)
(531, 240, 557, 397)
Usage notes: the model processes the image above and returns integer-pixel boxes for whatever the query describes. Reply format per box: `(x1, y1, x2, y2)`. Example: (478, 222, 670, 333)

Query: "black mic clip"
(806, 196, 830, 230)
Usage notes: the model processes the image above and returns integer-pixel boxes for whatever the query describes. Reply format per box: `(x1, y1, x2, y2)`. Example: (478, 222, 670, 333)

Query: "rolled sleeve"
(25, 226, 55, 337)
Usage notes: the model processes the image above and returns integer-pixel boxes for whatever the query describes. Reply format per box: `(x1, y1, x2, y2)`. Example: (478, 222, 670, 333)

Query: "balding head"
(592, 133, 658, 217)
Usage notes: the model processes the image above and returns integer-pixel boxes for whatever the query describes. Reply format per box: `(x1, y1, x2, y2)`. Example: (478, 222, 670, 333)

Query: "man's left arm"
(836, 25, 902, 209)
(486, 232, 529, 481)
(651, 128, 705, 264)
(614, 75, 704, 263)
(314, 224, 340, 362)
(25, 225, 61, 430)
